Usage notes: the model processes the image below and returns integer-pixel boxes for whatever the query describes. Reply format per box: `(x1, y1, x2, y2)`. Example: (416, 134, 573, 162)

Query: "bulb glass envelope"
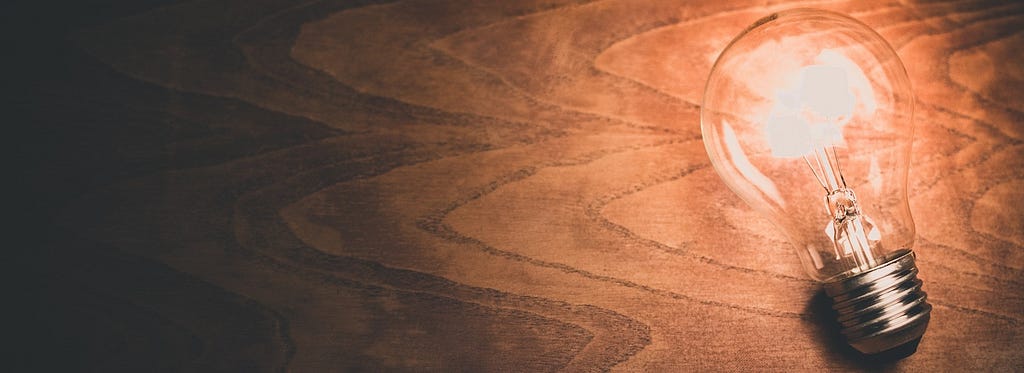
(701, 9, 915, 282)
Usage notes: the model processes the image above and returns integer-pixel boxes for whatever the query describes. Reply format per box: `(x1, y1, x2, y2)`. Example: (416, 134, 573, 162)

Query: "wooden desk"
(28, 0, 1023, 370)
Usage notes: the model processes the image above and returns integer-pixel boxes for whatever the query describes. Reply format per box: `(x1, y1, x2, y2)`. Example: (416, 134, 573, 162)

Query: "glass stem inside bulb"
(804, 141, 881, 274)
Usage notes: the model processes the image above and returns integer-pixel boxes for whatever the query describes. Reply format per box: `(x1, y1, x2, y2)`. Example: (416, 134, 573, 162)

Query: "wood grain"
(25, 0, 1023, 371)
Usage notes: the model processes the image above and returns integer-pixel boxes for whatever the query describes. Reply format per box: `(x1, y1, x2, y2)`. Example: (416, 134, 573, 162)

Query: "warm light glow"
(764, 49, 875, 158)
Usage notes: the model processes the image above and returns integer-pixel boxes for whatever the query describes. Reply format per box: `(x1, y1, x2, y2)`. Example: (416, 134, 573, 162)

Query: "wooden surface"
(23, 0, 1023, 371)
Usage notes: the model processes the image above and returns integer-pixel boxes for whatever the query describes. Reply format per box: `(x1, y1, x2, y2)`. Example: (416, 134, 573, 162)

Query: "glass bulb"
(700, 9, 930, 355)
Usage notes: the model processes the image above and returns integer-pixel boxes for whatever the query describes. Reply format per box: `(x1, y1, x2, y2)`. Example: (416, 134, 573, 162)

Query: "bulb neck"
(822, 249, 931, 355)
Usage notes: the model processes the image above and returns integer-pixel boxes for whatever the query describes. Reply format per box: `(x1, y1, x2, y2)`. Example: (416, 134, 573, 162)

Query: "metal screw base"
(823, 249, 931, 355)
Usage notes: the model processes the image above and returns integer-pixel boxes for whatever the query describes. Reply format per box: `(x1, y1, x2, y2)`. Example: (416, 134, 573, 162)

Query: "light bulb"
(700, 9, 930, 355)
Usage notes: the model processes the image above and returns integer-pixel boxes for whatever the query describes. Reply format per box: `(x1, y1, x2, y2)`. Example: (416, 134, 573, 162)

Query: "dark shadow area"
(805, 289, 922, 370)
(14, 1, 184, 371)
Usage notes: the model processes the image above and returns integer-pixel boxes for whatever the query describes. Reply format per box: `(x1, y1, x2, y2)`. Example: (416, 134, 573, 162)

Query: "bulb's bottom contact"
(823, 249, 931, 355)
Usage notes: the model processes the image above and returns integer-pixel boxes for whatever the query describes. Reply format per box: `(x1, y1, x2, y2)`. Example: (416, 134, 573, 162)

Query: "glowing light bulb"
(700, 9, 930, 355)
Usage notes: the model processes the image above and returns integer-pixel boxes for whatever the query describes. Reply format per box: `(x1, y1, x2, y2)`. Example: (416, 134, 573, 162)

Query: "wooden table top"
(25, 0, 1023, 371)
